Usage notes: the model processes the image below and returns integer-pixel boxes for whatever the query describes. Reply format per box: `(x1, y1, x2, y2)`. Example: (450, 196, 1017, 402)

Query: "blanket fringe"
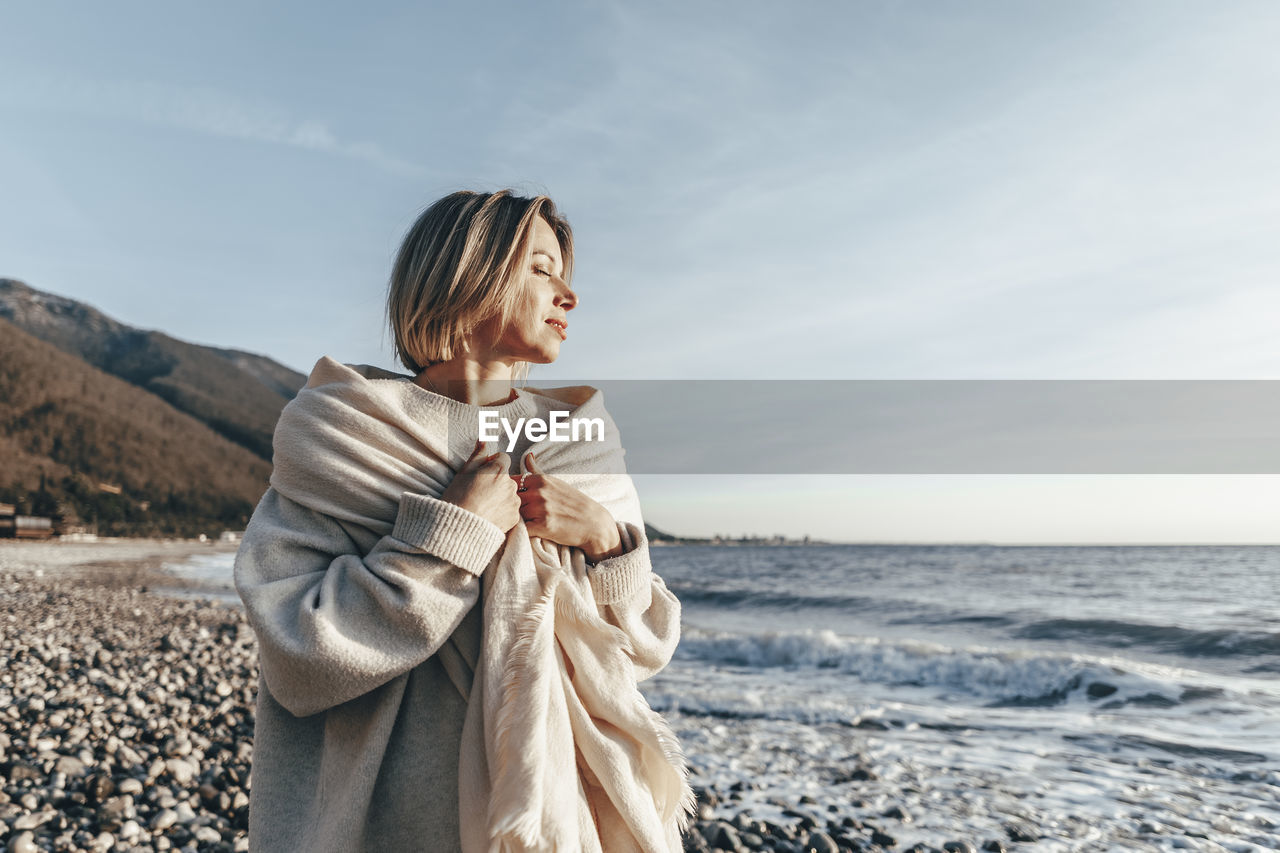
(557, 578, 697, 829)
(488, 579, 560, 849)
(488, 560, 695, 850)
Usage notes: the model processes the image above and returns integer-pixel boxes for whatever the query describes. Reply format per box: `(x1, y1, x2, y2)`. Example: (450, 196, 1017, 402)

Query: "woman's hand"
(440, 440, 522, 532)
(512, 453, 624, 562)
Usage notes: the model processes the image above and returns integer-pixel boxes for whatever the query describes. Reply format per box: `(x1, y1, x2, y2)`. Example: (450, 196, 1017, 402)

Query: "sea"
(167, 544, 1280, 852)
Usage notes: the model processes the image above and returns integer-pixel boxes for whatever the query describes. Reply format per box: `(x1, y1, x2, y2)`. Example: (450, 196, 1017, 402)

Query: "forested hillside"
(0, 279, 305, 460)
(0, 317, 272, 536)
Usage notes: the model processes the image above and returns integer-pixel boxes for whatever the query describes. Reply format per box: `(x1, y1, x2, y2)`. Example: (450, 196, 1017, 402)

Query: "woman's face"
(480, 216, 576, 364)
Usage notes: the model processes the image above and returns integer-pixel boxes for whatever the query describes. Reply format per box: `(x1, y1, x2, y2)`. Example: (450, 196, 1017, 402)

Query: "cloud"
(539, 3, 1280, 380)
(1, 70, 424, 177)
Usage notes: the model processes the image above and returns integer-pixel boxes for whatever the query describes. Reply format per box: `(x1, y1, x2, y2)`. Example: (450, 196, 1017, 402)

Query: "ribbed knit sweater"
(233, 359, 684, 852)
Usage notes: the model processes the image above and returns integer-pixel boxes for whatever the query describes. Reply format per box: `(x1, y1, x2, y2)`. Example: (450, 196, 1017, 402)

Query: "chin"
(523, 347, 559, 365)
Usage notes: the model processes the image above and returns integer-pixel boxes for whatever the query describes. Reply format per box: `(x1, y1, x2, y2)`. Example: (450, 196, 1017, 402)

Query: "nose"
(553, 276, 577, 311)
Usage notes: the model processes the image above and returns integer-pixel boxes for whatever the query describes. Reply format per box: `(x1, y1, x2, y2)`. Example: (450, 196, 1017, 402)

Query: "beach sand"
(0, 540, 980, 853)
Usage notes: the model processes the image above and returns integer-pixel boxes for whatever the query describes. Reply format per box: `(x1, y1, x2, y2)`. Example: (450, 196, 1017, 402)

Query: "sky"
(3, 1, 1278, 542)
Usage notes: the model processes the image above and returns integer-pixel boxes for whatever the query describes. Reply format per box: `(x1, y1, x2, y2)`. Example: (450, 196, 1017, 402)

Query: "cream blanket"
(269, 358, 694, 852)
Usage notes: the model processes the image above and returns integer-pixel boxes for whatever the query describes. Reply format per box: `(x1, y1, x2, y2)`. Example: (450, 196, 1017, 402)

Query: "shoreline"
(0, 539, 242, 601)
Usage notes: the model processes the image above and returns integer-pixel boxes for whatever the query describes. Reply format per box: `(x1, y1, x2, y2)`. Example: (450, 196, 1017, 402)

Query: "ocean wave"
(1013, 618, 1280, 658)
(674, 627, 1197, 708)
(667, 585, 881, 612)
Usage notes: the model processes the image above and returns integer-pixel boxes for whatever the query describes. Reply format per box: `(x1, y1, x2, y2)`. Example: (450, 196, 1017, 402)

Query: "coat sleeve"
(585, 478, 682, 682)
(233, 487, 507, 717)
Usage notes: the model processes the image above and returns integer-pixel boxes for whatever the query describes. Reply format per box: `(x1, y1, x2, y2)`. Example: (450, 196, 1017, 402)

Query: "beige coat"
(235, 358, 691, 852)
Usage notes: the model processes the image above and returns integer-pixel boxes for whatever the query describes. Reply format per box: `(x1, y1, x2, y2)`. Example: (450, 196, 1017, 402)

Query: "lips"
(545, 318, 567, 340)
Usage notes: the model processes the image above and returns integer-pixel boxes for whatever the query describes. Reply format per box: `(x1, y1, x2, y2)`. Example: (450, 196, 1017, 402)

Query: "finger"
(523, 451, 542, 476)
(487, 451, 512, 473)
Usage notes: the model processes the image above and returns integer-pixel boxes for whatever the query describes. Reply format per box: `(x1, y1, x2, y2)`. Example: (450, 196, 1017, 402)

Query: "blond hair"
(387, 190, 574, 376)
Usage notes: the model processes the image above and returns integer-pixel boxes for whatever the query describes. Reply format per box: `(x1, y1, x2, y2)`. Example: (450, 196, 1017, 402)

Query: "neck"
(415, 357, 519, 406)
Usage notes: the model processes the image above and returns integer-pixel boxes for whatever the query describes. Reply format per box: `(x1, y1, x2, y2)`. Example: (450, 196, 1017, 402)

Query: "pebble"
(166, 757, 197, 785)
(883, 805, 913, 823)
(7, 763, 41, 783)
(194, 825, 223, 843)
(1004, 822, 1039, 843)
(163, 735, 193, 757)
(871, 829, 898, 848)
(806, 830, 839, 853)
(14, 810, 55, 830)
(7, 831, 39, 853)
(53, 755, 87, 777)
(117, 777, 144, 795)
(705, 820, 742, 851)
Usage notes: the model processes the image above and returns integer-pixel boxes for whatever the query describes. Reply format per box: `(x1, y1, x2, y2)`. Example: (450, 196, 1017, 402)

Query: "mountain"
(0, 315, 272, 535)
(0, 279, 306, 460)
(644, 522, 678, 542)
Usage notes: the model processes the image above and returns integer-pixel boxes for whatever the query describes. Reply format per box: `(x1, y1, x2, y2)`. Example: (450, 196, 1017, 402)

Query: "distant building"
(6, 515, 54, 540)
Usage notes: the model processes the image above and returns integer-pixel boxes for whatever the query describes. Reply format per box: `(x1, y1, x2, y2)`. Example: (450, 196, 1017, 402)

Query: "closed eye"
(533, 265, 552, 277)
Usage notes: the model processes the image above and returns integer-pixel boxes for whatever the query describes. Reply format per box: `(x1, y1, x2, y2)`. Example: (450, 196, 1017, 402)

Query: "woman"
(234, 190, 692, 852)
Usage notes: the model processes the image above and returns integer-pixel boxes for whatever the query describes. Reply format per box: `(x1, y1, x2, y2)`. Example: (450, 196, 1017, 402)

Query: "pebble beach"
(0, 541, 984, 853)
(0, 541, 918, 853)
(2, 540, 1276, 853)
(1, 541, 253, 853)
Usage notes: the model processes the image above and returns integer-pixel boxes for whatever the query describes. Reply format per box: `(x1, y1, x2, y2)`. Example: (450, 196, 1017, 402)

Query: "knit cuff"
(391, 492, 506, 576)
(588, 521, 652, 606)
